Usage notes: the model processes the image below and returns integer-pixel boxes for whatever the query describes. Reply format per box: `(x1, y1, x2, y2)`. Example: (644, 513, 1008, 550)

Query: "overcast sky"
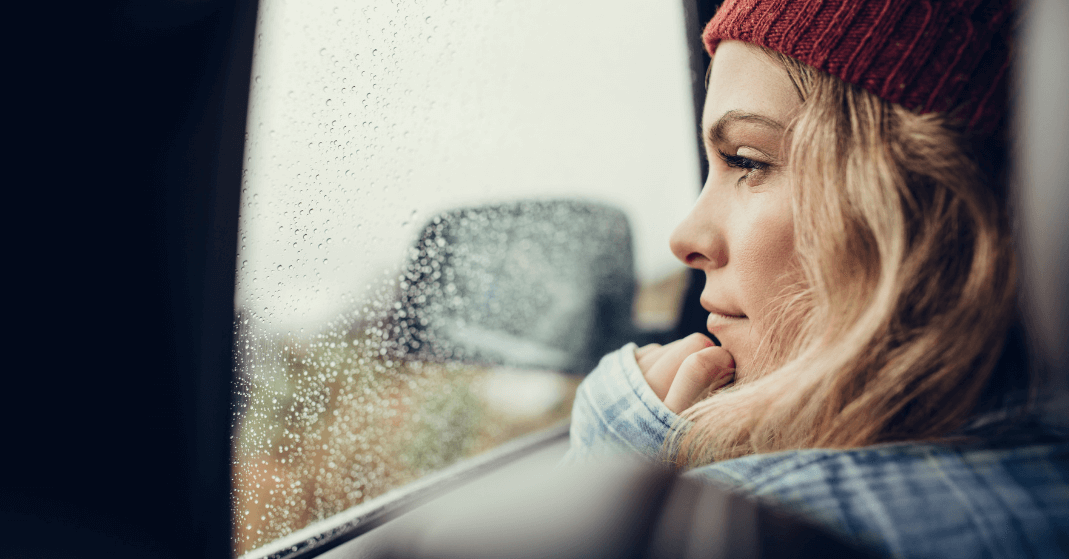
(236, 0, 701, 333)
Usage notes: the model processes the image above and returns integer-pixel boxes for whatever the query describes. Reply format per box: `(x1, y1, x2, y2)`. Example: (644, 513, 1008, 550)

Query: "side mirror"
(394, 200, 639, 374)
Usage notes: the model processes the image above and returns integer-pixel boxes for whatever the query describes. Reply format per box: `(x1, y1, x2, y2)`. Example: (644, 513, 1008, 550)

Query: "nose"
(670, 188, 727, 271)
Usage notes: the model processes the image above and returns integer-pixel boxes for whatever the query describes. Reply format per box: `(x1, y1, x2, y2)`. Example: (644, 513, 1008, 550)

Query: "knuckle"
(681, 347, 732, 377)
(679, 351, 704, 370)
(683, 332, 713, 349)
(682, 350, 707, 369)
(677, 354, 712, 386)
(702, 346, 735, 370)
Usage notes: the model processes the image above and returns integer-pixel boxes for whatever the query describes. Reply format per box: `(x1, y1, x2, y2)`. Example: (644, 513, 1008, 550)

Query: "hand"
(635, 333, 735, 414)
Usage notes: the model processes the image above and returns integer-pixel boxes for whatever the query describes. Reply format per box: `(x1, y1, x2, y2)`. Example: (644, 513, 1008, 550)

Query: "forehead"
(702, 41, 801, 132)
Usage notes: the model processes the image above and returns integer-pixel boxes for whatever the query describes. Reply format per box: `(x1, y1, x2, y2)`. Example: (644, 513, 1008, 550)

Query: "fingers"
(634, 343, 663, 368)
(636, 335, 736, 413)
(637, 343, 673, 374)
(643, 333, 715, 400)
(663, 346, 735, 413)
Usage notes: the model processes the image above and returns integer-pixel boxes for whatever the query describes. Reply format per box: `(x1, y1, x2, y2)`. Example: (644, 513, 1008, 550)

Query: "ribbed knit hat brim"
(703, 0, 1014, 134)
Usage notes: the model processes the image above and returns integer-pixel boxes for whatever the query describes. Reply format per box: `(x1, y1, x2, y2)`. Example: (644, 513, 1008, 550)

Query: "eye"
(716, 149, 770, 184)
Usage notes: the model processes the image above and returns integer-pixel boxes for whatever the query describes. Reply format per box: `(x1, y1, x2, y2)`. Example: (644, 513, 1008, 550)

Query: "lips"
(706, 311, 747, 331)
(700, 293, 746, 333)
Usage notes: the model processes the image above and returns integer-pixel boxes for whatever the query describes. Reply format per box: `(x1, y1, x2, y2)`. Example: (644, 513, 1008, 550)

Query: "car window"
(231, 0, 700, 555)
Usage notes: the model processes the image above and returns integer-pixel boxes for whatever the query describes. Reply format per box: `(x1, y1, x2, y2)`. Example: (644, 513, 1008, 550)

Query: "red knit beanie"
(702, 0, 1015, 134)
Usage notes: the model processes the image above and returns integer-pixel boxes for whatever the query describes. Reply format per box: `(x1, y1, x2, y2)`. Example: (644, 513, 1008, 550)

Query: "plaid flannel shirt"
(563, 344, 1069, 558)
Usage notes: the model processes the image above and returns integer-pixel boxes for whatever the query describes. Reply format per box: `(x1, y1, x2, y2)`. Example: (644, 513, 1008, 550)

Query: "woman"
(565, 1, 1067, 556)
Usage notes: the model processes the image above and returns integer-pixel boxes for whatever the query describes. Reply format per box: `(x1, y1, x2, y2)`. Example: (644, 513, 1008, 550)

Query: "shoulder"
(689, 436, 1069, 558)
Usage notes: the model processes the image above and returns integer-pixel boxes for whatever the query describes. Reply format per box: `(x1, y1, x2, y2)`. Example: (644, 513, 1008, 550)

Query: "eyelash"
(717, 149, 768, 172)
(716, 149, 770, 185)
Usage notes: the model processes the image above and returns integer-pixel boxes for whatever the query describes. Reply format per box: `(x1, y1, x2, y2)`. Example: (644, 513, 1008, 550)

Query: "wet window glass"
(231, 0, 699, 555)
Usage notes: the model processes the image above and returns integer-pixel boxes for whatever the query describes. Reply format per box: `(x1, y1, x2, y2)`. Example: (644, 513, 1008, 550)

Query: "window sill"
(241, 421, 571, 559)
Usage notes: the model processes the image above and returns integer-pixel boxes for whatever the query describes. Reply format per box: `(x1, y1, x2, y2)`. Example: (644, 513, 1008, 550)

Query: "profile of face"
(669, 40, 803, 380)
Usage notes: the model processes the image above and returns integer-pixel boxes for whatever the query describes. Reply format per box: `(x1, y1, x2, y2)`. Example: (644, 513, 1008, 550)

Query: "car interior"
(7, 0, 1065, 558)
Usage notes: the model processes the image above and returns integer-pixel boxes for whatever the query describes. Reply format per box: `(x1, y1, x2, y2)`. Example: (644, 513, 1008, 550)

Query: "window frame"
(224, 1, 712, 556)
(10, 0, 705, 557)
(228, 0, 712, 556)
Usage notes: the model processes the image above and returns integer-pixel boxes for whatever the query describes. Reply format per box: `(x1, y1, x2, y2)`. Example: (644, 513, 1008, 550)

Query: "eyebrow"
(705, 110, 786, 145)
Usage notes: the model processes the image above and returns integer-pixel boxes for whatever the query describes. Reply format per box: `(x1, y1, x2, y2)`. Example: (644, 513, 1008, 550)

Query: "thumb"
(663, 346, 735, 414)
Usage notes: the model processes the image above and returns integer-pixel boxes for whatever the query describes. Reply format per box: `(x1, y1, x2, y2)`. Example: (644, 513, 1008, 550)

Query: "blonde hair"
(673, 50, 1019, 465)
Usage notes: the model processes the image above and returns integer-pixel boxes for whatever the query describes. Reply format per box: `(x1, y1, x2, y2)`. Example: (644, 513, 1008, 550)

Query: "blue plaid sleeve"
(560, 348, 1069, 558)
(689, 440, 1069, 558)
(560, 344, 684, 465)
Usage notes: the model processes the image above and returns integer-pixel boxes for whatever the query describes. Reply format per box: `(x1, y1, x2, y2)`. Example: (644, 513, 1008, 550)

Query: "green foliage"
(403, 380, 484, 472)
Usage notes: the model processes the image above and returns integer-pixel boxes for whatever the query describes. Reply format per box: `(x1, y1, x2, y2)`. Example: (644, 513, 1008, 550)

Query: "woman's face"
(669, 40, 802, 380)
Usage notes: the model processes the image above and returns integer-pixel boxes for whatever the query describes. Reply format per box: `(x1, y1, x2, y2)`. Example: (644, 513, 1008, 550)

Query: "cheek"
(727, 199, 796, 378)
(733, 198, 797, 322)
